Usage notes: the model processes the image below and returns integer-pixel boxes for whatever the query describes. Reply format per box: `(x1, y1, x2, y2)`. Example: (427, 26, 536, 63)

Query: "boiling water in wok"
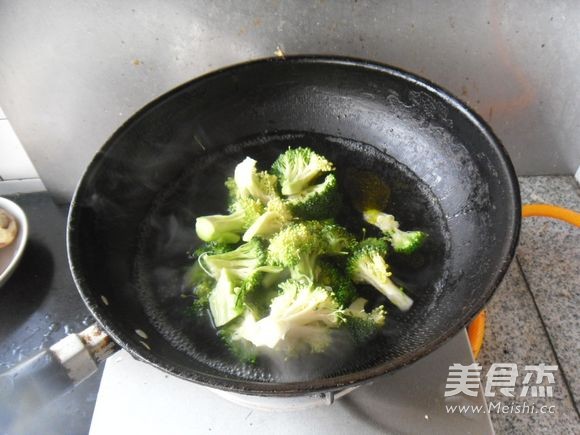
(133, 132, 450, 382)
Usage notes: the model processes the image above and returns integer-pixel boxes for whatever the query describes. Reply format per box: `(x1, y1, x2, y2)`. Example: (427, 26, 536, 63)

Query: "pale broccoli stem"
(234, 157, 277, 203)
(357, 259, 413, 311)
(209, 269, 243, 327)
(347, 238, 414, 312)
(195, 211, 245, 243)
(242, 198, 292, 242)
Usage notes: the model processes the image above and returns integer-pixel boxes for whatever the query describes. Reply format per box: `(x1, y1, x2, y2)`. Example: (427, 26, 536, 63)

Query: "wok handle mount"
(0, 323, 117, 427)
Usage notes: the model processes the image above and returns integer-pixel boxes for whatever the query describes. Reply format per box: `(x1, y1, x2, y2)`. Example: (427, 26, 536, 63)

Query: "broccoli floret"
(316, 260, 357, 307)
(320, 222, 357, 255)
(346, 238, 413, 311)
(363, 209, 427, 254)
(271, 147, 334, 196)
(267, 221, 323, 266)
(233, 278, 343, 353)
(208, 269, 243, 327)
(184, 262, 215, 311)
(233, 157, 279, 203)
(267, 221, 327, 281)
(286, 173, 340, 219)
(195, 196, 264, 243)
(343, 298, 387, 343)
(218, 316, 258, 364)
(200, 239, 275, 282)
(242, 197, 292, 241)
(267, 221, 355, 281)
(225, 176, 240, 206)
(199, 240, 282, 321)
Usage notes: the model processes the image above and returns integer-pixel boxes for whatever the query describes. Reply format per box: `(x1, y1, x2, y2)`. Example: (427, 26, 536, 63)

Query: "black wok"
(67, 56, 520, 395)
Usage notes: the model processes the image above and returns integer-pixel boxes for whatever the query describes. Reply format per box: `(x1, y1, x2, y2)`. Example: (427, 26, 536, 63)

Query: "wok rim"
(67, 55, 521, 395)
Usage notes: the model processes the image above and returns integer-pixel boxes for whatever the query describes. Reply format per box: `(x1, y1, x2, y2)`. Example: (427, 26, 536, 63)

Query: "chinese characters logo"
(445, 363, 557, 398)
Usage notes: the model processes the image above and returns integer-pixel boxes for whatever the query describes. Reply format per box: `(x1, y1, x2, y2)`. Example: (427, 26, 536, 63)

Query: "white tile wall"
(0, 107, 39, 180)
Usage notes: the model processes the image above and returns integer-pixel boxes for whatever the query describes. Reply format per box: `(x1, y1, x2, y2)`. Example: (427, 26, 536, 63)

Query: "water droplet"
(82, 315, 93, 326)
(44, 322, 60, 337)
(135, 329, 148, 339)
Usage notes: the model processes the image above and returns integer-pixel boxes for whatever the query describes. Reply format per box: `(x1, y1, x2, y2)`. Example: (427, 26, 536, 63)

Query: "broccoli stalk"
(200, 239, 280, 283)
(363, 209, 427, 254)
(208, 269, 243, 327)
(233, 278, 343, 353)
(271, 147, 334, 196)
(233, 157, 279, 203)
(343, 298, 387, 342)
(346, 238, 414, 311)
(195, 211, 247, 244)
(195, 196, 264, 243)
(286, 173, 340, 220)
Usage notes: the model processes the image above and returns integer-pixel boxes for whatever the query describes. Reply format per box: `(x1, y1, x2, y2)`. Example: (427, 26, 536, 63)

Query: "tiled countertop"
(479, 176, 580, 433)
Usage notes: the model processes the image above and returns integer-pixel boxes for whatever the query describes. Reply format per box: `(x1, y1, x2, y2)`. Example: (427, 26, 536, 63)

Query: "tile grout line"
(515, 255, 580, 418)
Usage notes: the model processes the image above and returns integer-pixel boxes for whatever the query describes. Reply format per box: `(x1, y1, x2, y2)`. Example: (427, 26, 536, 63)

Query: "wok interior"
(68, 58, 519, 393)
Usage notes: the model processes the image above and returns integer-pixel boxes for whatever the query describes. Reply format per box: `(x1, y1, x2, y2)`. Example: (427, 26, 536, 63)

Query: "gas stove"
(90, 330, 492, 434)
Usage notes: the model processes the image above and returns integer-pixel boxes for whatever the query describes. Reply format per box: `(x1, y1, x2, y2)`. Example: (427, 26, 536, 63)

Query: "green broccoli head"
(195, 196, 264, 243)
(320, 222, 357, 255)
(286, 173, 340, 220)
(267, 221, 327, 281)
(316, 260, 357, 307)
(232, 278, 343, 354)
(267, 221, 356, 281)
(267, 221, 324, 266)
(242, 197, 293, 242)
(233, 157, 279, 203)
(346, 238, 413, 311)
(343, 298, 387, 343)
(271, 147, 334, 196)
(363, 209, 427, 254)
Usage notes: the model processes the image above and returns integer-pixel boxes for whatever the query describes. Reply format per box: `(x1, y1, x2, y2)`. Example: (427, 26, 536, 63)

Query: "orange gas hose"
(521, 203, 580, 226)
(469, 203, 580, 358)
(468, 310, 486, 359)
